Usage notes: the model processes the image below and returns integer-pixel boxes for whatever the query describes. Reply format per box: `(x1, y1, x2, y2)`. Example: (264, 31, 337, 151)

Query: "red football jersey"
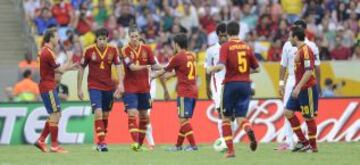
(165, 50, 198, 98)
(294, 44, 316, 89)
(219, 38, 259, 83)
(39, 44, 60, 93)
(82, 44, 121, 91)
(122, 44, 155, 93)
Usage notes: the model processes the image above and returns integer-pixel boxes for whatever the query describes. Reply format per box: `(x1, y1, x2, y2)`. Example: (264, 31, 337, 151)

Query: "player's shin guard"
(306, 119, 318, 150)
(49, 122, 59, 147)
(222, 121, 234, 153)
(288, 115, 308, 144)
(183, 122, 196, 146)
(128, 116, 138, 143)
(39, 121, 50, 142)
(138, 117, 148, 146)
(95, 119, 106, 144)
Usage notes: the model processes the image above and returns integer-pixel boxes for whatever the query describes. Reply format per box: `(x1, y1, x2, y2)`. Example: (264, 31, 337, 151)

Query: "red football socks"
(288, 115, 308, 144)
(138, 117, 148, 146)
(49, 122, 59, 147)
(39, 121, 50, 142)
(183, 122, 196, 146)
(240, 119, 252, 133)
(222, 121, 234, 152)
(95, 119, 105, 144)
(128, 116, 138, 143)
(306, 119, 318, 149)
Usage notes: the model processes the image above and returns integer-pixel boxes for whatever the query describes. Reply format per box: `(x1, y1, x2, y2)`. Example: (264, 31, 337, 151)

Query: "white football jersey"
(280, 38, 320, 76)
(205, 43, 225, 88)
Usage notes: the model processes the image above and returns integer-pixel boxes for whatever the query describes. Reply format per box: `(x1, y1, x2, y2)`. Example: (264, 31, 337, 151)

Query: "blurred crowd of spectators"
(22, 0, 360, 62)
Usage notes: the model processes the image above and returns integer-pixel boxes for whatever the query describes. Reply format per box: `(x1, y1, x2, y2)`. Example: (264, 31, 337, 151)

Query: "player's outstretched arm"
(159, 76, 170, 100)
(151, 63, 164, 71)
(250, 67, 260, 74)
(207, 64, 225, 74)
(77, 67, 85, 100)
(128, 63, 150, 71)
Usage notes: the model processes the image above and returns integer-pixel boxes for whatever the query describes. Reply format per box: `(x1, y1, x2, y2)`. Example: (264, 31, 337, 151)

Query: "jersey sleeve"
(280, 42, 289, 67)
(248, 47, 259, 69)
(164, 55, 179, 72)
(302, 46, 314, 70)
(219, 44, 228, 65)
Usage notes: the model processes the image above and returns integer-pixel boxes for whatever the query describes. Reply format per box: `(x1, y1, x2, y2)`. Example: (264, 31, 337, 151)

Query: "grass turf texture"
(0, 142, 359, 165)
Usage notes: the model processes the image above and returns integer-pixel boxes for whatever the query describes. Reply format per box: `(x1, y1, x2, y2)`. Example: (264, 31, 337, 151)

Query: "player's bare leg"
(237, 117, 257, 151)
(48, 112, 68, 153)
(284, 110, 310, 152)
(222, 117, 235, 158)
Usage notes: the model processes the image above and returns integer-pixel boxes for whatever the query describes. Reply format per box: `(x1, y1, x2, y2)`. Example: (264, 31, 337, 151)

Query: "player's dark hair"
(43, 28, 57, 43)
(128, 24, 140, 34)
(216, 23, 227, 36)
(227, 21, 240, 36)
(173, 33, 188, 49)
(95, 28, 109, 38)
(23, 69, 32, 78)
(291, 26, 305, 41)
(294, 19, 307, 29)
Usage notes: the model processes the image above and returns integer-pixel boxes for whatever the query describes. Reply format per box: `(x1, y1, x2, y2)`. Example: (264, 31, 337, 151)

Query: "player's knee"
(284, 110, 294, 119)
(222, 116, 232, 123)
(179, 118, 189, 124)
(127, 109, 137, 117)
(94, 109, 103, 119)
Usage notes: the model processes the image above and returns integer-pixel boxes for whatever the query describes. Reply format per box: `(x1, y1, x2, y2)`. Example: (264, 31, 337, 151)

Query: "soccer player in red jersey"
(152, 33, 198, 151)
(35, 29, 79, 153)
(208, 21, 260, 158)
(121, 26, 162, 151)
(77, 28, 124, 152)
(284, 26, 319, 153)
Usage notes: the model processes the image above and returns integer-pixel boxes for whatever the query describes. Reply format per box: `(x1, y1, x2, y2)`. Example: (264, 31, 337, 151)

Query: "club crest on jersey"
(130, 52, 135, 59)
(91, 52, 97, 61)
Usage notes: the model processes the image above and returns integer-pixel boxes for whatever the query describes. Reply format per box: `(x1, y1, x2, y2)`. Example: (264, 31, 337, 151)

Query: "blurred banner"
(0, 102, 93, 145)
(62, 61, 360, 101)
(1, 98, 359, 144)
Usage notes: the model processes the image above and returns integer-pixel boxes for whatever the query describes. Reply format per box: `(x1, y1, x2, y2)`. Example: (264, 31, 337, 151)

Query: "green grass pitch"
(0, 143, 359, 165)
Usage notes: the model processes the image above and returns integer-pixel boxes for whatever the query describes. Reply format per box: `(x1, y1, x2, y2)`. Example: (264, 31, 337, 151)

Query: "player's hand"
(291, 87, 300, 98)
(164, 91, 170, 101)
(68, 62, 81, 71)
(114, 84, 124, 99)
(279, 85, 285, 97)
(78, 89, 84, 100)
